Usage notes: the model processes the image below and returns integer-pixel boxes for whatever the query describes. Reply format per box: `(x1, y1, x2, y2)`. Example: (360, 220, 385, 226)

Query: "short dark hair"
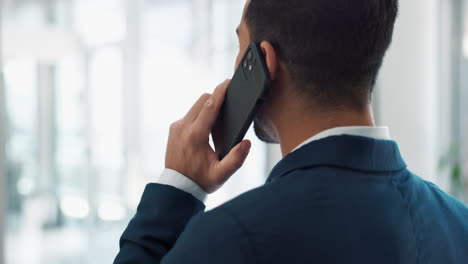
(245, 0, 399, 110)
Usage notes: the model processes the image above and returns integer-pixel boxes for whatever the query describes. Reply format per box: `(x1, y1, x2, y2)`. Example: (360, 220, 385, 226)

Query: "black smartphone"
(212, 43, 271, 159)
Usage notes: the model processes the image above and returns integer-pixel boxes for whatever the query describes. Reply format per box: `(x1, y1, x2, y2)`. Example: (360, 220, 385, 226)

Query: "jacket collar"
(266, 135, 407, 183)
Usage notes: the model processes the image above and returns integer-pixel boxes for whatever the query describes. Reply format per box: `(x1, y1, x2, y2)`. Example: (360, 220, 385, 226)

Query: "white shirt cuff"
(153, 168, 208, 203)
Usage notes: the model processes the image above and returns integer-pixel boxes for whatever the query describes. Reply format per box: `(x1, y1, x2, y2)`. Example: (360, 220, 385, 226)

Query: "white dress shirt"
(154, 126, 391, 203)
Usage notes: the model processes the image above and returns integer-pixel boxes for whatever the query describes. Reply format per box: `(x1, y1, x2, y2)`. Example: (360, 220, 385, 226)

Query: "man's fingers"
(193, 80, 230, 133)
(214, 140, 251, 180)
(185, 93, 212, 122)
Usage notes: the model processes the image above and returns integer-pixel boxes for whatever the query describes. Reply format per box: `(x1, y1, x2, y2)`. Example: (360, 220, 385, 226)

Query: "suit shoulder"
(421, 177, 468, 214)
(212, 183, 276, 214)
(210, 171, 328, 223)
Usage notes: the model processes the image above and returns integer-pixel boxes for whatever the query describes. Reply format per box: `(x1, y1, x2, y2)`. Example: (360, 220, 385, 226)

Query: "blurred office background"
(0, 0, 466, 263)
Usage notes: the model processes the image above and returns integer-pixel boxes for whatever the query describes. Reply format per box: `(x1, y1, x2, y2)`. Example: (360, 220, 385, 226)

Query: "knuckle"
(186, 127, 197, 140)
(205, 99, 216, 109)
(201, 93, 211, 100)
(190, 126, 203, 139)
(183, 125, 196, 140)
(170, 120, 184, 131)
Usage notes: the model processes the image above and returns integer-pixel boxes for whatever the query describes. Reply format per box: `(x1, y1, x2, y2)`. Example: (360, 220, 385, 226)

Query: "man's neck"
(275, 105, 376, 156)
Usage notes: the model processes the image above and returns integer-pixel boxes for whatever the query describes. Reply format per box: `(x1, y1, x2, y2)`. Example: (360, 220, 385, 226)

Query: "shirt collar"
(267, 134, 406, 183)
(291, 126, 391, 153)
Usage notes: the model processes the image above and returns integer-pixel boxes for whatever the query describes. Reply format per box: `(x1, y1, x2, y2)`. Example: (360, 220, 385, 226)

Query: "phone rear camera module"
(243, 60, 248, 69)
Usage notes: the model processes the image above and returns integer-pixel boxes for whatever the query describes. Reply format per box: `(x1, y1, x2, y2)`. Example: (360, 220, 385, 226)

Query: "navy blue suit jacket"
(114, 135, 468, 263)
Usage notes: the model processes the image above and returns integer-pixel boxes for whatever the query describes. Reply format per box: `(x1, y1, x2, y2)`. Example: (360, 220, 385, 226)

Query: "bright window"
(3, 1, 266, 263)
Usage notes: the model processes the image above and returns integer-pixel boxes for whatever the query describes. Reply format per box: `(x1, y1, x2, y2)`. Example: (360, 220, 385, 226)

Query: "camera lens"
(247, 49, 253, 61)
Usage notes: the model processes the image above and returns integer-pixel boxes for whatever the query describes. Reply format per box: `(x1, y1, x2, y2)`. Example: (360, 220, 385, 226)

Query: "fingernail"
(205, 99, 213, 107)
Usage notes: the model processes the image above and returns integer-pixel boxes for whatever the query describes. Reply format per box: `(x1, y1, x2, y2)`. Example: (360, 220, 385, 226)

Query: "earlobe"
(260, 41, 278, 81)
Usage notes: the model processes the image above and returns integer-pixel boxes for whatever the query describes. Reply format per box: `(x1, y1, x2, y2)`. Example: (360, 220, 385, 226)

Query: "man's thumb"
(216, 140, 251, 178)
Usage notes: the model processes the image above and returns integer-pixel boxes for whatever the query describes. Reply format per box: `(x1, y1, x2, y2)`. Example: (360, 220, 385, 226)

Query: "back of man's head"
(245, 0, 399, 111)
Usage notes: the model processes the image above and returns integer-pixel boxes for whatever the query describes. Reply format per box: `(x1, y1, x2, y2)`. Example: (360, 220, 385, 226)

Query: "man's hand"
(165, 80, 252, 194)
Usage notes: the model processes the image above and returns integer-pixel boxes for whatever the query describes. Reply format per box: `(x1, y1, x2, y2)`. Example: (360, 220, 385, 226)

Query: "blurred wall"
(377, 0, 440, 182)
(0, 0, 7, 263)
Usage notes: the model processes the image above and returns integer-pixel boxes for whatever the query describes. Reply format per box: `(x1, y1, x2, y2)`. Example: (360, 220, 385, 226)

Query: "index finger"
(193, 80, 230, 134)
(184, 93, 212, 122)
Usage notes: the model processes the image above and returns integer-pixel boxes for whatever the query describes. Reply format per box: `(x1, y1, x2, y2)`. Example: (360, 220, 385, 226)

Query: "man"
(115, 0, 468, 263)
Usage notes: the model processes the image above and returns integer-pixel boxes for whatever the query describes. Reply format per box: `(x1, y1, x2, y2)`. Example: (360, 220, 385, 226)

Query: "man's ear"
(260, 41, 278, 81)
